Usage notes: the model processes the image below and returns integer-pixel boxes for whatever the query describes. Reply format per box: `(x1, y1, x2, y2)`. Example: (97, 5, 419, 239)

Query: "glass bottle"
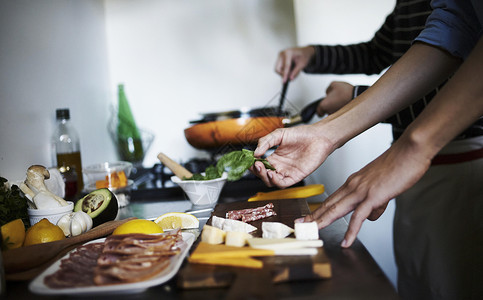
(117, 84, 144, 165)
(52, 108, 83, 199)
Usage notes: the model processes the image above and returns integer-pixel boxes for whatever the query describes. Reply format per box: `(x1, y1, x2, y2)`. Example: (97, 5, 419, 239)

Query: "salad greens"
(0, 177, 29, 228)
(184, 149, 275, 182)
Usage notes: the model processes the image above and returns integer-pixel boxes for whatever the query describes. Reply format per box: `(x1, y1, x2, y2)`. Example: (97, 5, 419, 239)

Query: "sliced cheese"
(247, 237, 323, 250)
(212, 216, 257, 233)
(188, 256, 263, 269)
(211, 215, 225, 230)
(262, 222, 294, 239)
(189, 242, 274, 260)
(273, 248, 318, 256)
(201, 224, 226, 244)
(294, 221, 319, 240)
(225, 231, 252, 247)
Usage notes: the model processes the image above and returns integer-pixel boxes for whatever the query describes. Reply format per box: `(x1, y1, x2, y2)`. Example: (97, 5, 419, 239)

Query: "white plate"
(29, 232, 195, 296)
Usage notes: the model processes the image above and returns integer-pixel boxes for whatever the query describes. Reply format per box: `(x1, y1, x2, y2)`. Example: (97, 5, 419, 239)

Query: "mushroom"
(25, 165, 69, 207)
(19, 182, 37, 209)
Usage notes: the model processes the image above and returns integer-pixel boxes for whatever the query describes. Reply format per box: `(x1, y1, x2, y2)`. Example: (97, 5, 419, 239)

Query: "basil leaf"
(183, 150, 275, 182)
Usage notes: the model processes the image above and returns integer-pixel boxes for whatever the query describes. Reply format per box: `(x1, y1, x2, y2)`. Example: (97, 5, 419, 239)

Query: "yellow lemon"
(1, 219, 26, 250)
(23, 218, 65, 246)
(154, 212, 199, 230)
(112, 219, 164, 235)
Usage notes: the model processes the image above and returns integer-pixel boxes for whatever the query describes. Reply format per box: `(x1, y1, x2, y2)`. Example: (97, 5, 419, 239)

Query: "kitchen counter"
(4, 191, 398, 299)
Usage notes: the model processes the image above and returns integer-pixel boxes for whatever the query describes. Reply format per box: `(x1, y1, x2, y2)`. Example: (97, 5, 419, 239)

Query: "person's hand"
(300, 137, 432, 248)
(275, 46, 315, 83)
(317, 81, 354, 116)
(251, 124, 333, 188)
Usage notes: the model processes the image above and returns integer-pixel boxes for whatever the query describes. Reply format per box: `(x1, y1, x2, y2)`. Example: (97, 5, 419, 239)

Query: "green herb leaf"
(183, 150, 275, 182)
(0, 177, 29, 229)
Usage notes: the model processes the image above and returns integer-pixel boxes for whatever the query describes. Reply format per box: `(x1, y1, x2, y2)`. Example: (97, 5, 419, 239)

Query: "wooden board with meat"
(28, 231, 195, 296)
(177, 198, 332, 289)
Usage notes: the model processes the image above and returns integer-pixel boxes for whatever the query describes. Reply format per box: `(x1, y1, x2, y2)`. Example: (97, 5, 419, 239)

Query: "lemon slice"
(154, 212, 200, 230)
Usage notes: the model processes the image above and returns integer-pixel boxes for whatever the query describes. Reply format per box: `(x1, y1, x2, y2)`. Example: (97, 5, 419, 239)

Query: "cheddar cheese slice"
(188, 257, 263, 269)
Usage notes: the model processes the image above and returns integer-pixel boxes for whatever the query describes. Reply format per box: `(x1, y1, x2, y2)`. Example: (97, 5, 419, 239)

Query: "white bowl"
(171, 173, 228, 206)
(27, 201, 74, 226)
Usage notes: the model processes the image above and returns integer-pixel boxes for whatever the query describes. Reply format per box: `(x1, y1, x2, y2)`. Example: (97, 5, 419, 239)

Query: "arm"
(275, 10, 397, 82)
(307, 37, 483, 247)
(253, 42, 461, 188)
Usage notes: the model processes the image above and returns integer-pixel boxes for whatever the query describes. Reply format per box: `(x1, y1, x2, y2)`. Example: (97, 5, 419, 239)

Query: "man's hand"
(302, 136, 432, 248)
(251, 124, 334, 188)
(317, 81, 354, 116)
(275, 46, 315, 83)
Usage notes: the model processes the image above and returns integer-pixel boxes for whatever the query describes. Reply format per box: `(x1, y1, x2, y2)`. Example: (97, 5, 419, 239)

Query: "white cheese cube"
(294, 221, 319, 240)
(201, 224, 226, 244)
(225, 231, 252, 247)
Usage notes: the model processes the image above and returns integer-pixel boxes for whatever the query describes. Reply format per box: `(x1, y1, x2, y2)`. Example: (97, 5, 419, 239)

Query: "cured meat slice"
(226, 203, 274, 220)
(226, 203, 276, 223)
(44, 230, 183, 288)
(44, 242, 104, 288)
(241, 209, 276, 222)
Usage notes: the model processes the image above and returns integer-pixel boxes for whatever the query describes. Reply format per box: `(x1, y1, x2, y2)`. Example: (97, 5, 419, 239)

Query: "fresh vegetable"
(57, 211, 93, 237)
(184, 149, 275, 181)
(74, 188, 118, 227)
(23, 165, 69, 208)
(0, 177, 29, 228)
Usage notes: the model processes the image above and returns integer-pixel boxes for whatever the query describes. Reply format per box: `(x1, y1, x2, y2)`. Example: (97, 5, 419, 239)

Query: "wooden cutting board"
(177, 199, 331, 289)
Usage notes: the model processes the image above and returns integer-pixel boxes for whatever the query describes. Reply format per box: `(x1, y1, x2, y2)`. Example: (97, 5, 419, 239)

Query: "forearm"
(304, 43, 392, 75)
(402, 37, 483, 158)
(314, 42, 461, 150)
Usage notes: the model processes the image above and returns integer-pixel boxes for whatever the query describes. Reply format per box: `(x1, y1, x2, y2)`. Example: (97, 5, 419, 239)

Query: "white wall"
(103, 0, 297, 165)
(0, 0, 116, 181)
(1, 0, 397, 288)
(294, 0, 397, 288)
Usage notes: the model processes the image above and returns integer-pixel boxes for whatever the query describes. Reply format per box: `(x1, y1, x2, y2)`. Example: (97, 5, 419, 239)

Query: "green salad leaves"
(184, 149, 275, 182)
(0, 177, 29, 228)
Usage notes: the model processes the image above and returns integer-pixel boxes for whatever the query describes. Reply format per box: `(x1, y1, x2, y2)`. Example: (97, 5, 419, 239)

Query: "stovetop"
(129, 161, 303, 202)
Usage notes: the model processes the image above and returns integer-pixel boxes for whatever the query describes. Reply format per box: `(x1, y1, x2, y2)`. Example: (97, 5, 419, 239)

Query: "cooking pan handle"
(300, 98, 324, 123)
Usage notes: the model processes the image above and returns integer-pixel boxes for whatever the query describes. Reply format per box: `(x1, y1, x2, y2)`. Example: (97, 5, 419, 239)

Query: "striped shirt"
(304, 0, 482, 139)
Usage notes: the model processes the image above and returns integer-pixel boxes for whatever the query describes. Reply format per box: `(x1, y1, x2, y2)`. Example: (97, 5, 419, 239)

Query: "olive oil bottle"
(52, 108, 83, 199)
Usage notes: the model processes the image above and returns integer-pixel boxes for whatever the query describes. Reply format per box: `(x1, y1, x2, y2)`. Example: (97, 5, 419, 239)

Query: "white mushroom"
(19, 182, 37, 209)
(25, 165, 69, 207)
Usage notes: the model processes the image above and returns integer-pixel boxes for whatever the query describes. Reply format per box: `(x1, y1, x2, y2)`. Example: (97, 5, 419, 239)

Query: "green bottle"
(117, 84, 144, 165)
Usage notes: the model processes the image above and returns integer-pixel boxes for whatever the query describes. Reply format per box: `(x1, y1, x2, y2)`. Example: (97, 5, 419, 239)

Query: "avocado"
(74, 188, 118, 227)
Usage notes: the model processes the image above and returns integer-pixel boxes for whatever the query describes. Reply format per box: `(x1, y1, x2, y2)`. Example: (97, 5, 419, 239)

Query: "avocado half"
(74, 188, 118, 227)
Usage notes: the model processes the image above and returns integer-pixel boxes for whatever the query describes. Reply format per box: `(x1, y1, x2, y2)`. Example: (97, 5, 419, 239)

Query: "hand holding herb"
(184, 149, 275, 181)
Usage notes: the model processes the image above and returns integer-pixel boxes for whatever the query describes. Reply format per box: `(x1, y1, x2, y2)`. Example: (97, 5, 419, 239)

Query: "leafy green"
(183, 149, 275, 182)
(0, 177, 29, 229)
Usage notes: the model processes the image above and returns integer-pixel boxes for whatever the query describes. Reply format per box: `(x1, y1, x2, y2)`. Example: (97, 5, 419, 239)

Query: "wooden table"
(3, 196, 398, 299)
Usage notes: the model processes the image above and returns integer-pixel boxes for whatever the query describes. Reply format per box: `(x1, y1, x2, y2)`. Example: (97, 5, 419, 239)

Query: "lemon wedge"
(154, 212, 199, 230)
(112, 219, 164, 235)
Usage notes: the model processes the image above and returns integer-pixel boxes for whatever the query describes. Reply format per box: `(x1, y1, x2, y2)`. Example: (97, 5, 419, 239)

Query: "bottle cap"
(56, 108, 70, 120)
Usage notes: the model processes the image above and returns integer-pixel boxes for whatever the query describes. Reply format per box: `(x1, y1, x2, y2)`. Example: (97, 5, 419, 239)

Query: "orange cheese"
(188, 242, 274, 268)
(188, 257, 263, 269)
(190, 242, 274, 260)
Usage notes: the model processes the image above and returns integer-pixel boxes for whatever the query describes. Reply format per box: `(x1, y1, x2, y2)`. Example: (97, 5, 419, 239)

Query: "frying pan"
(184, 98, 323, 150)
